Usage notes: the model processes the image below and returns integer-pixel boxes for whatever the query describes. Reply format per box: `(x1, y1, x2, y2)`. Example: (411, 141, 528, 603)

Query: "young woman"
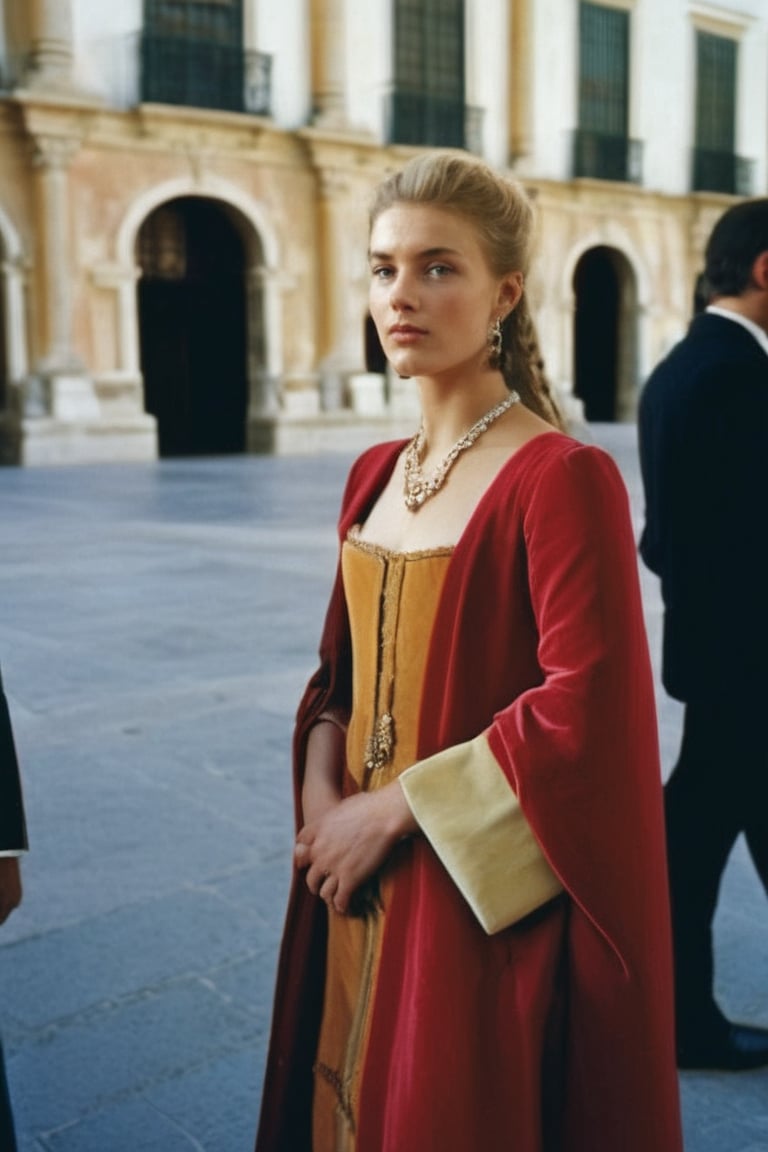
(256, 152, 682, 1152)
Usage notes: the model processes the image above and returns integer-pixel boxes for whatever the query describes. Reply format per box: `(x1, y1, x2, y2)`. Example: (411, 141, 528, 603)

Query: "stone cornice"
(83, 103, 303, 167)
(297, 127, 389, 181)
(8, 92, 100, 158)
(9, 87, 103, 116)
(2, 92, 316, 170)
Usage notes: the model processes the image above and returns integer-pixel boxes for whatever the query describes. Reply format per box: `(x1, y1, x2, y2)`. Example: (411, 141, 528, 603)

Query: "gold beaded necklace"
(403, 391, 520, 511)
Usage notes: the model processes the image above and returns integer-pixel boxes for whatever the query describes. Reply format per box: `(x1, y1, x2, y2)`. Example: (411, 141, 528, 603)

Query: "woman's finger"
(318, 871, 340, 910)
(294, 840, 310, 869)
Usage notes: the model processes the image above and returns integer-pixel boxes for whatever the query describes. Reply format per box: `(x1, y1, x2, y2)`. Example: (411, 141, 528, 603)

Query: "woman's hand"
(295, 781, 417, 914)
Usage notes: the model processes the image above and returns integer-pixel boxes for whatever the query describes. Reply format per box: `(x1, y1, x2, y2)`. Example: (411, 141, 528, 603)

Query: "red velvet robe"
(256, 431, 683, 1152)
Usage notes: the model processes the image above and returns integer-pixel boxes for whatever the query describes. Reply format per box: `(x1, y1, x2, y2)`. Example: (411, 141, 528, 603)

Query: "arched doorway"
(572, 246, 638, 421)
(365, 314, 387, 374)
(137, 197, 248, 456)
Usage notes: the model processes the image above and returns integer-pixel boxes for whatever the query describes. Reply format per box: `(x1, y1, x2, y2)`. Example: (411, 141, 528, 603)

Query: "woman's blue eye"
(371, 266, 393, 279)
(427, 264, 452, 277)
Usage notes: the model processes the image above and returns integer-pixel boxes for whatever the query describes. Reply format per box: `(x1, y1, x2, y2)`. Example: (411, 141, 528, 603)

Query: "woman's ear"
(497, 272, 524, 316)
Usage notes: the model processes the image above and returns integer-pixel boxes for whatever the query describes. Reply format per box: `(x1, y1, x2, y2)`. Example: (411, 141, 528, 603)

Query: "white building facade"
(0, 0, 765, 463)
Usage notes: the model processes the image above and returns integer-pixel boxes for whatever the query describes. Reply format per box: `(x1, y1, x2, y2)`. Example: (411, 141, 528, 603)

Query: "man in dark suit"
(638, 197, 768, 1070)
(0, 666, 27, 1150)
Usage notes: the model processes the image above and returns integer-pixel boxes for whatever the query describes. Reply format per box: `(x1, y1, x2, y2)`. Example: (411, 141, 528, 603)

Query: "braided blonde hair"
(369, 152, 563, 429)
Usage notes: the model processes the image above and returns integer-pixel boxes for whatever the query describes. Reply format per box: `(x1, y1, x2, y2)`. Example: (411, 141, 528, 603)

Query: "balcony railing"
(385, 89, 484, 154)
(691, 148, 754, 196)
(571, 128, 643, 184)
(140, 34, 271, 116)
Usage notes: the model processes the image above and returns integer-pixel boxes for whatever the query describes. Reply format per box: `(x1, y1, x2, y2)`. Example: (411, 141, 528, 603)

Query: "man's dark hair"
(704, 198, 768, 298)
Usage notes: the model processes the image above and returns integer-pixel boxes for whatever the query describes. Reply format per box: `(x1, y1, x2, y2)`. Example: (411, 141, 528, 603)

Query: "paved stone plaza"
(0, 425, 766, 1150)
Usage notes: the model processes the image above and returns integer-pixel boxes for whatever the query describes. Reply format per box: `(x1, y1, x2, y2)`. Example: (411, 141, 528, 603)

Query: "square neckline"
(345, 526, 454, 561)
(347, 429, 566, 558)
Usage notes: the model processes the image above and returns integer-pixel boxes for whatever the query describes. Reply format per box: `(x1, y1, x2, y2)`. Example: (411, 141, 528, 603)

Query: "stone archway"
(136, 196, 262, 457)
(572, 245, 638, 422)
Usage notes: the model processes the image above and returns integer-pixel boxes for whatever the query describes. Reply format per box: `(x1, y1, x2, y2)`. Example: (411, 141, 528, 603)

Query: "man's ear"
(751, 251, 768, 290)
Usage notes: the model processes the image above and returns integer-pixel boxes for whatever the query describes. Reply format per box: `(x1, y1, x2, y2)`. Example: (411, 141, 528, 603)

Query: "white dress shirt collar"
(706, 305, 768, 358)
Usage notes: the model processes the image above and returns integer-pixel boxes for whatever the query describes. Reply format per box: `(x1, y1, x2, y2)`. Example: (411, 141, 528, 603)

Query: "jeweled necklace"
(403, 390, 521, 511)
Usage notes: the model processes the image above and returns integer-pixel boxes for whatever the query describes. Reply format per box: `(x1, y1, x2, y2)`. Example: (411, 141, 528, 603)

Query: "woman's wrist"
(381, 779, 419, 841)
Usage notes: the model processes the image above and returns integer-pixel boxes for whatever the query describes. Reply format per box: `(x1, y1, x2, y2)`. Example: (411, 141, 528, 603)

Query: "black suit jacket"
(0, 668, 26, 852)
(639, 312, 768, 703)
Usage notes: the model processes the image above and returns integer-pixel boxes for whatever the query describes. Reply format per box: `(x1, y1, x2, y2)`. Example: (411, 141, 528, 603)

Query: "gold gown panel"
(312, 533, 453, 1152)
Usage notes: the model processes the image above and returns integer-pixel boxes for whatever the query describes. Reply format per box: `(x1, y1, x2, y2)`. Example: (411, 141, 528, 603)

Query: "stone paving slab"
(0, 431, 766, 1150)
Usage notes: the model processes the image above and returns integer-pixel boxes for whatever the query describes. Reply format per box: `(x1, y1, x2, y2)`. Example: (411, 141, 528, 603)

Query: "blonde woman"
(256, 152, 682, 1152)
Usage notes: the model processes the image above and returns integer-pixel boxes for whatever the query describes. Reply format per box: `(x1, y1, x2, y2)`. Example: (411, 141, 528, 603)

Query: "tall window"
(389, 0, 466, 149)
(574, 3, 639, 182)
(145, 0, 243, 45)
(692, 32, 743, 193)
(141, 0, 258, 113)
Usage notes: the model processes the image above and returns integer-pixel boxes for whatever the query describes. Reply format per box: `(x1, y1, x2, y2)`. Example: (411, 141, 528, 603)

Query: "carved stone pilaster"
(30, 133, 82, 375)
(313, 162, 370, 396)
(25, 130, 99, 426)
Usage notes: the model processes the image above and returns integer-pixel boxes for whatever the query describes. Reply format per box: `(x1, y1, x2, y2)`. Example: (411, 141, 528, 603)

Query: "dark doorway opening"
(573, 246, 623, 422)
(365, 314, 387, 374)
(137, 197, 247, 456)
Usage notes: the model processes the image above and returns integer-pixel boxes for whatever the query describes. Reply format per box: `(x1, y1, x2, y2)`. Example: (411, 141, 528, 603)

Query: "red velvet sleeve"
(486, 443, 666, 972)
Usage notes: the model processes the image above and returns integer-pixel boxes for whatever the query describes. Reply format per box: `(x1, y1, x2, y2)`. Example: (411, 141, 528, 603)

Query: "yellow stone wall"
(0, 89, 744, 463)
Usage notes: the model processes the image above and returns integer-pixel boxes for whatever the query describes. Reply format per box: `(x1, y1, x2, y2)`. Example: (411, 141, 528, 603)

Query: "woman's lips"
(388, 324, 427, 343)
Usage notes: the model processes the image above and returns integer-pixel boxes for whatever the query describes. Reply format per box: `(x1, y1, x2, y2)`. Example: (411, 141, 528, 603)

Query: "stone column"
(23, 0, 76, 92)
(247, 264, 280, 416)
(28, 134, 98, 421)
(1, 254, 29, 388)
(311, 0, 347, 128)
(315, 166, 367, 408)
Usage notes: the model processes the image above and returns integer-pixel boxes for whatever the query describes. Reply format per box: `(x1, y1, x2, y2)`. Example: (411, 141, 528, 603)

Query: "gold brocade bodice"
(312, 533, 453, 1152)
(342, 532, 454, 792)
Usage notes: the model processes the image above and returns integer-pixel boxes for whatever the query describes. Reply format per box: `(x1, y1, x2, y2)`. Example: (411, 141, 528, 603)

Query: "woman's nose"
(388, 271, 417, 311)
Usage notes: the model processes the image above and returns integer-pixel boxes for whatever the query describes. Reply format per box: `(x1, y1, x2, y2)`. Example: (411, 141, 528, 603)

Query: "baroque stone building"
(0, 0, 765, 463)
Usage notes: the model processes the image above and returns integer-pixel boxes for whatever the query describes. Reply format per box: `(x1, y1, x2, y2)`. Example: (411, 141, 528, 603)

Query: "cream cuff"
(400, 732, 563, 934)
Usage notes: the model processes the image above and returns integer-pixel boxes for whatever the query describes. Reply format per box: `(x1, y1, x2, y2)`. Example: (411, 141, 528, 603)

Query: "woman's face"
(368, 203, 521, 382)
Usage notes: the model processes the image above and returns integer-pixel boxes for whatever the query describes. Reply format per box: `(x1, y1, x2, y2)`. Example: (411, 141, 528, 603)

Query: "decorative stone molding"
(30, 132, 80, 170)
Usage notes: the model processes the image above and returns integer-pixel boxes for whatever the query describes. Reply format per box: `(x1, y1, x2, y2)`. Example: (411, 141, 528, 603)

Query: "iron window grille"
(140, 0, 270, 115)
(575, 3, 640, 183)
(572, 128, 643, 183)
(691, 149, 754, 197)
(388, 0, 470, 149)
(691, 31, 749, 194)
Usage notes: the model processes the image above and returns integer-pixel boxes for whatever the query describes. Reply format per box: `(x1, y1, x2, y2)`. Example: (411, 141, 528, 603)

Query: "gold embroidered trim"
(314, 1061, 356, 1131)
(346, 526, 454, 561)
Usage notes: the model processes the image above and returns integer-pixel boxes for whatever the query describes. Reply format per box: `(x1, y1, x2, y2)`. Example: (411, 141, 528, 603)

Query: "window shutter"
(392, 0, 465, 147)
(695, 32, 736, 153)
(578, 2, 629, 137)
